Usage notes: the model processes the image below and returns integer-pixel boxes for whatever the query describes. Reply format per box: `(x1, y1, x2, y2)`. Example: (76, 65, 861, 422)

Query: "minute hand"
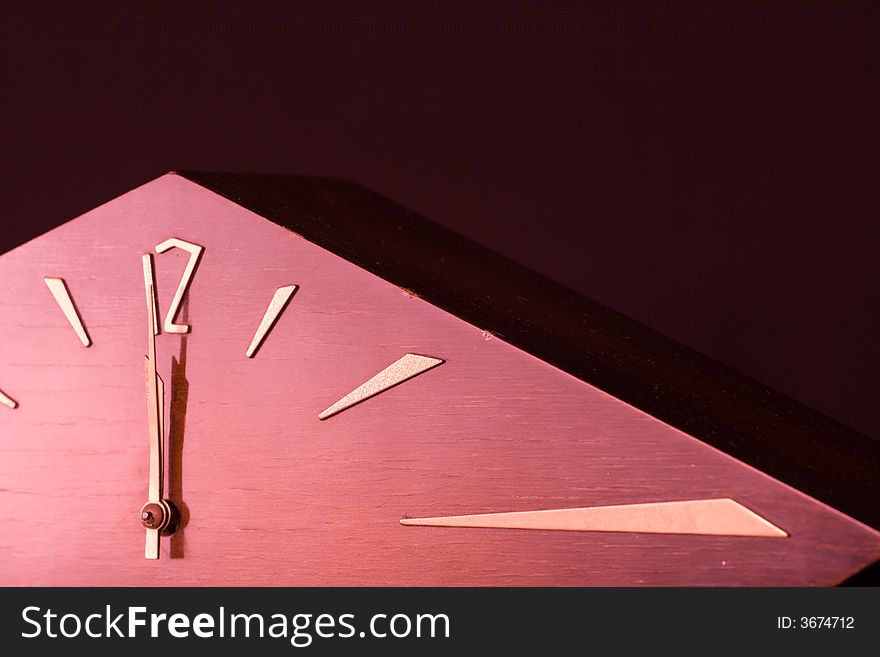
(143, 281, 166, 559)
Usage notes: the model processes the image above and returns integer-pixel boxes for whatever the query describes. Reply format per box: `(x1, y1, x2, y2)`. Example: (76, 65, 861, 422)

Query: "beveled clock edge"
(838, 559, 880, 586)
(173, 170, 880, 533)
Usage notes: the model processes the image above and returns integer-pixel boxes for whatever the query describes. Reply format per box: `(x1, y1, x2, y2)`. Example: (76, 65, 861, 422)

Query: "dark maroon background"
(1, 3, 878, 439)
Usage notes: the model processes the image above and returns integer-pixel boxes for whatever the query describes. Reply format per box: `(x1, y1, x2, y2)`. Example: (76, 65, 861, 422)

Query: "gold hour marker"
(0, 389, 17, 409)
(401, 498, 788, 538)
(246, 284, 299, 358)
(319, 353, 444, 420)
(44, 277, 91, 347)
(155, 237, 204, 334)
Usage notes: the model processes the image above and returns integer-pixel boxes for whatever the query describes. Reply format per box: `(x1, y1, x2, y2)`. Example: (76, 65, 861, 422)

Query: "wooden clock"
(0, 172, 878, 586)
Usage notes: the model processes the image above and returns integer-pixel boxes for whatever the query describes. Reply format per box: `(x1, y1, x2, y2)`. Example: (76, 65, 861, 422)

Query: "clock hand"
(140, 257, 176, 559)
(141, 282, 169, 559)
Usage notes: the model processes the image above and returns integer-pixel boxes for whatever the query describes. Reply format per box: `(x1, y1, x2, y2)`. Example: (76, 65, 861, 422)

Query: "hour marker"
(400, 498, 788, 538)
(44, 277, 91, 347)
(0, 389, 17, 409)
(246, 284, 299, 358)
(155, 237, 204, 334)
(319, 353, 444, 420)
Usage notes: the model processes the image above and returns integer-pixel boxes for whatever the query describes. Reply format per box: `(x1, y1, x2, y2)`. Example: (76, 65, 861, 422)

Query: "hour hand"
(141, 362, 170, 558)
(140, 275, 174, 559)
(142, 368, 176, 558)
(142, 356, 165, 559)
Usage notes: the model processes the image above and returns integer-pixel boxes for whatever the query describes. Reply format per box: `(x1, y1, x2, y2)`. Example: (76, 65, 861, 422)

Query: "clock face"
(0, 174, 878, 585)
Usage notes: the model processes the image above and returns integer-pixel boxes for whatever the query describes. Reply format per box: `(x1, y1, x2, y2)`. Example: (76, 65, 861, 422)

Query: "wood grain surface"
(0, 173, 878, 585)
(183, 171, 880, 533)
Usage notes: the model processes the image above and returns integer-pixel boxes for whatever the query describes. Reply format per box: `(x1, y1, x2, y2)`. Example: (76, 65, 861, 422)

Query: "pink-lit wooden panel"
(0, 174, 877, 586)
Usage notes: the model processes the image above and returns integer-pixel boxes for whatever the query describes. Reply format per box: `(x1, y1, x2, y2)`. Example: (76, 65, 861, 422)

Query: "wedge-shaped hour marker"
(400, 498, 788, 538)
(44, 277, 91, 347)
(0, 389, 17, 409)
(319, 353, 444, 420)
(246, 284, 299, 358)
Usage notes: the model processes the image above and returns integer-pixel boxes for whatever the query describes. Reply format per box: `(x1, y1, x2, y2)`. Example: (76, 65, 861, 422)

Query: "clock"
(1, 171, 878, 585)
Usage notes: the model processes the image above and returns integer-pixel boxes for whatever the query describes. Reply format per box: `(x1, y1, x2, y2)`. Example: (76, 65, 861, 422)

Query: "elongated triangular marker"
(319, 353, 444, 419)
(44, 277, 91, 347)
(246, 284, 299, 357)
(0, 389, 17, 409)
(401, 498, 787, 537)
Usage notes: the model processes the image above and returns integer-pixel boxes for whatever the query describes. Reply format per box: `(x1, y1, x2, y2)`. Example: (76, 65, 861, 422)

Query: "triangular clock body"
(0, 173, 877, 585)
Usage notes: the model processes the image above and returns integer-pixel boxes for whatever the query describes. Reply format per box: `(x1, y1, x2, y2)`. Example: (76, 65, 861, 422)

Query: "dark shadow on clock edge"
(168, 318, 190, 558)
(838, 559, 880, 586)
